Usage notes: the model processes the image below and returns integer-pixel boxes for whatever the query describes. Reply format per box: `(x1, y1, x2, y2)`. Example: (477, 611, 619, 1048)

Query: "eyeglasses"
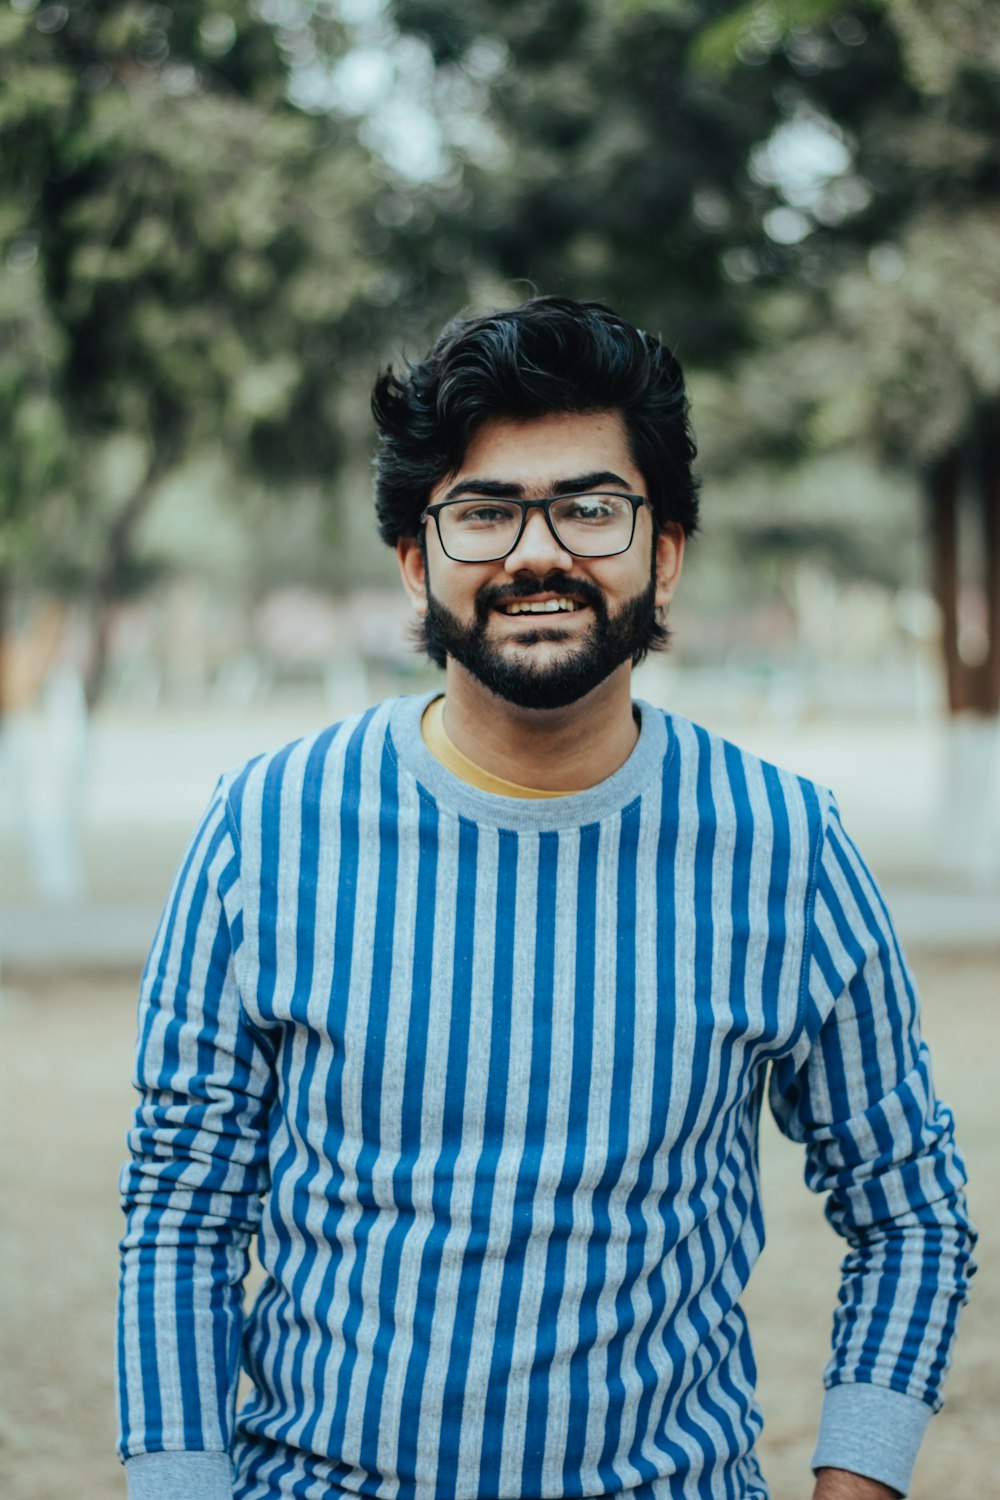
(420, 491, 650, 563)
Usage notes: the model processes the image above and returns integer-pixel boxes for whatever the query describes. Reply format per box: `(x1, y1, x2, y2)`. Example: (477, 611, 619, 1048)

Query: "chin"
(469, 649, 624, 711)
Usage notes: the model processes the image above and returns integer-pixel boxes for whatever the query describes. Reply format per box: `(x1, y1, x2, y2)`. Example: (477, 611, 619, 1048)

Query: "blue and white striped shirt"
(118, 694, 975, 1500)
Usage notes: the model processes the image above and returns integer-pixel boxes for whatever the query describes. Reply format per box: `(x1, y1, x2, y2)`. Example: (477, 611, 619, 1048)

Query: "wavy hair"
(370, 295, 699, 544)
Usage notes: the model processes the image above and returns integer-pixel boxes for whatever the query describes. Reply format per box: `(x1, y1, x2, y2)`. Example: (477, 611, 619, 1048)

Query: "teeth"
(504, 599, 581, 614)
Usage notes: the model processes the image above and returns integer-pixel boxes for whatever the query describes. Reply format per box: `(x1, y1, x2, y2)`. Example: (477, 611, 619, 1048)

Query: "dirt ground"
(0, 951, 995, 1500)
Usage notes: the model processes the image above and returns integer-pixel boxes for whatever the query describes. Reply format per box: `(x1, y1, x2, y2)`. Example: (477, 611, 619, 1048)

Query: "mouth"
(494, 594, 588, 617)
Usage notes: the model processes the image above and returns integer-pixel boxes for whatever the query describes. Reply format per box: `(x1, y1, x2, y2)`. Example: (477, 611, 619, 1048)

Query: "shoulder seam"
(216, 773, 251, 1005)
(219, 771, 245, 858)
(793, 782, 833, 1046)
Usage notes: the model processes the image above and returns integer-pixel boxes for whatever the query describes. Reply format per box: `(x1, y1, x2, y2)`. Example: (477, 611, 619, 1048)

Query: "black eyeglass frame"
(419, 491, 652, 563)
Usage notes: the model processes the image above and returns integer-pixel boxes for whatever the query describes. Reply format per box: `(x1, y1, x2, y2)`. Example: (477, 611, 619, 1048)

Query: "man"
(118, 297, 975, 1500)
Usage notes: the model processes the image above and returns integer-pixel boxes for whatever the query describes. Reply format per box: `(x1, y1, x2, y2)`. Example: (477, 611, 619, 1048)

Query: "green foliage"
(0, 246, 71, 569)
(686, 0, 872, 72)
(723, 0, 1000, 466)
(388, 0, 998, 469)
(0, 0, 407, 618)
(5, 4, 366, 453)
(390, 0, 788, 363)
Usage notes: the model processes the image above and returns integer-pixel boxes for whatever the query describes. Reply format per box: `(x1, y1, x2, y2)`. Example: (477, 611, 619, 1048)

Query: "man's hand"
(812, 1468, 902, 1500)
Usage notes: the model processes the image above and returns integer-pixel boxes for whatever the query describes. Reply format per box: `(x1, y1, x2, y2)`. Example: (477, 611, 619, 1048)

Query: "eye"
(451, 502, 517, 527)
(559, 494, 625, 523)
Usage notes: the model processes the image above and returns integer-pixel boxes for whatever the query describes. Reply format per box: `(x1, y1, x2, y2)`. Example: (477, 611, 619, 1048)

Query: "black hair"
(370, 295, 699, 545)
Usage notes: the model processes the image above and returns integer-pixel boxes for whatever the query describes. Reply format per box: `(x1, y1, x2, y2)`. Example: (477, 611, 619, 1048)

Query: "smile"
(498, 599, 586, 615)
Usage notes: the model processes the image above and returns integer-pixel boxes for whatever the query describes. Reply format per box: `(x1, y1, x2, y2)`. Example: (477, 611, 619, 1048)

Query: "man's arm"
(117, 776, 275, 1500)
(769, 794, 976, 1499)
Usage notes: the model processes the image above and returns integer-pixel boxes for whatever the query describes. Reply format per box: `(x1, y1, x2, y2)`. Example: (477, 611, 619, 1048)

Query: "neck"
(440, 661, 640, 792)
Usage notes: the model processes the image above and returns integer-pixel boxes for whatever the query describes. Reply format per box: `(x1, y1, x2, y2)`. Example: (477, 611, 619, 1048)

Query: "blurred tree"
(691, 0, 1000, 715)
(0, 0, 408, 707)
(389, 0, 784, 362)
(4, 0, 997, 724)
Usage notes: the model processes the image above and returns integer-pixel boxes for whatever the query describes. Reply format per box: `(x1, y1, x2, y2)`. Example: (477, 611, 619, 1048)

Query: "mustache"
(474, 574, 607, 624)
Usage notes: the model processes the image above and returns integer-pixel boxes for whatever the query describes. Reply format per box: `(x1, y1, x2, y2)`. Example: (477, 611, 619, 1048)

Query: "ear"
(654, 523, 685, 608)
(397, 536, 428, 616)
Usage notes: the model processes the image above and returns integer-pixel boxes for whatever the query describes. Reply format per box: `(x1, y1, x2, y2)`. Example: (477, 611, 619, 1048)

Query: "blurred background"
(0, 2, 997, 1497)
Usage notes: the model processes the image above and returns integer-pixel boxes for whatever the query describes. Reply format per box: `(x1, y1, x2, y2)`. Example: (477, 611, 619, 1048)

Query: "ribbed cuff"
(812, 1382, 933, 1497)
(124, 1450, 233, 1500)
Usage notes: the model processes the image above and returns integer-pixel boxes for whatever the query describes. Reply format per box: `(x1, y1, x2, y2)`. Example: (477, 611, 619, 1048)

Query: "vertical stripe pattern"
(118, 696, 976, 1500)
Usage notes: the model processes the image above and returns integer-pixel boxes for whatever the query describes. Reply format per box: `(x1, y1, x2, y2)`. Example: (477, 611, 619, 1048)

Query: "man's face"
(397, 410, 684, 710)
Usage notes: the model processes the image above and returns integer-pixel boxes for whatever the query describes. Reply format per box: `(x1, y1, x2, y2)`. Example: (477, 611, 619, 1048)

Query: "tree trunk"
(927, 436, 1000, 879)
(980, 430, 1000, 716)
(927, 450, 962, 711)
(83, 484, 156, 710)
(83, 425, 181, 710)
(0, 564, 9, 724)
(927, 440, 1000, 717)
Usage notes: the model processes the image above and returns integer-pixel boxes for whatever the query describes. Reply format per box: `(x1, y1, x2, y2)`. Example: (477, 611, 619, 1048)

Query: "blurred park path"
(2, 674, 999, 973)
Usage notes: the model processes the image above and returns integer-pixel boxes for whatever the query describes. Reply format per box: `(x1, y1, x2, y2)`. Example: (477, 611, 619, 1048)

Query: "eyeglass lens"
(437, 493, 636, 560)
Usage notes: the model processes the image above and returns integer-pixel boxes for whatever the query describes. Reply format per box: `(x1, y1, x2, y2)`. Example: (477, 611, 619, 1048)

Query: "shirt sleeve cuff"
(123, 1450, 233, 1500)
(811, 1381, 933, 1497)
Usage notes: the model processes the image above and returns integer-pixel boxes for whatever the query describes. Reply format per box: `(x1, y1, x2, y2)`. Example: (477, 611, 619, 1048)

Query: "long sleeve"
(768, 795, 977, 1496)
(117, 776, 275, 1500)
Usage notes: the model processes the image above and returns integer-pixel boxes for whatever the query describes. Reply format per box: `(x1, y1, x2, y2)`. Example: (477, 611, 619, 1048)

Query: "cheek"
(429, 564, 493, 613)
(596, 557, 651, 599)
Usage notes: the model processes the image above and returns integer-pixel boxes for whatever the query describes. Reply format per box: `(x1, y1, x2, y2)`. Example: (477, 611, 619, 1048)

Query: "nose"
(503, 505, 574, 576)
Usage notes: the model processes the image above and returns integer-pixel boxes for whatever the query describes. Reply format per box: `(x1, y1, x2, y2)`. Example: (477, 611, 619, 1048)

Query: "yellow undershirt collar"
(421, 696, 581, 798)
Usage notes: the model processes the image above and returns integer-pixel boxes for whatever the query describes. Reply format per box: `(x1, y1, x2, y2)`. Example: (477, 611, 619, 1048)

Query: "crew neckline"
(421, 695, 579, 799)
(388, 691, 671, 831)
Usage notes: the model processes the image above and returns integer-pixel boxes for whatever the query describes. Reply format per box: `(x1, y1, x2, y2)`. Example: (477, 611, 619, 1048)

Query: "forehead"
(440, 409, 640, 494)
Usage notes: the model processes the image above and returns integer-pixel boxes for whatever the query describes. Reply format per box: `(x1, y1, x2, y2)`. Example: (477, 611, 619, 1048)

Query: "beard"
(419, 566, 668, 710)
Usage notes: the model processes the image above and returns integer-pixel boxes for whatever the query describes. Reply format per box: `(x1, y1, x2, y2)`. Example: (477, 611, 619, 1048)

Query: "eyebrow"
(442, 471, 635, 501)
